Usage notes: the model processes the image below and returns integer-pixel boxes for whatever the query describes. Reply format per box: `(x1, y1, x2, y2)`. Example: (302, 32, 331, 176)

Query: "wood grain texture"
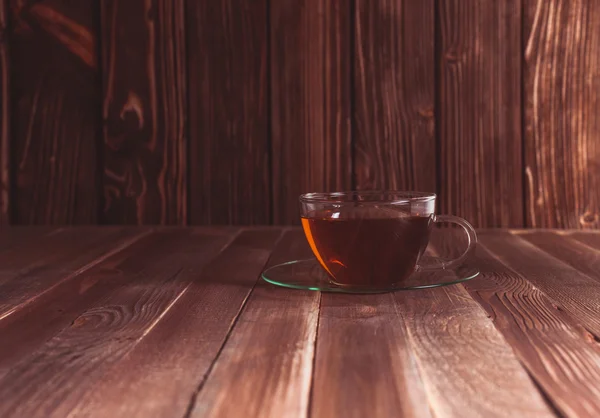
(393, 285, 553, 417)
(311, 293, 431, 418)
(524, 0, 600, 228)
(188, 0, 269, 225)
(480, 231, 600, 337)
(2, 227, 600, 414)
(568, 231, 600, 251)
(0, 228, 160, 370)
(0, 228, 234, 417)
(101, 0, 187, 225)
(10, 0, 101, 224)
(460, 239, 600, 417)
(0, 227, 145, 319)
(518, 230, 600, 282)
(0, 0, 9, 224)
(190, 230, 320, 417)
(65, 229, 281, 418)
(271, 0, 351, 224)
(438, 0, 523, 227)
(354, 0, 435, 193)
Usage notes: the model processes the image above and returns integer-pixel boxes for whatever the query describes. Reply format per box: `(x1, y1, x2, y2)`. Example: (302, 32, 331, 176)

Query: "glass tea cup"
(300, 191, 477, 290)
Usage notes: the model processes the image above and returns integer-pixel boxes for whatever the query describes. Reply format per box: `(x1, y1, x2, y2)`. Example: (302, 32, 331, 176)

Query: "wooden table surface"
(1, 227, 600, 418)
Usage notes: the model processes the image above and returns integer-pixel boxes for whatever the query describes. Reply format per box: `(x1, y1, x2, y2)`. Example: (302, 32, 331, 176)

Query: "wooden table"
(1, 227, 600, 418)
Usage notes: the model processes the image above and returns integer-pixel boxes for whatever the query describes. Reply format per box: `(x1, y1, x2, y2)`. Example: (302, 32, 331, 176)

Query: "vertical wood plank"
(271, 0, 351, 224)
(0, 0, 9, 224)
(354, 0, 435, 193)
(10, 0, 101, 224)
(439, 0, 523, 227)
(190, 230, 320, 417)
(311, 293, 432, 418)
(524, 0, 600, 228)
(188, 0, 269, 225)
(101, 0, 187, 224)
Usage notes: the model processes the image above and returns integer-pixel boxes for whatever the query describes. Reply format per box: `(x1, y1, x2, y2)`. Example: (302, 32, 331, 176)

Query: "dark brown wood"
(354, 0, 435, 193)
(524, 0, 600, 228)
(0, 227, 146, 319)
(311, 293, 431, 418)
(271, 0, 351, 224)
(2, 227, 600, 415)
(438, 0, 523, 227)
(0, 228, 157, 370)
(63, 229, 281, 417)
(568, 231, 600, 251)
(0, 226, 57, 252)
(459, 238, 600, 417)
(188, 0, 269, 225)
(190, 230, 320, 417)
(101, 0, 187, 225)
(0, 228, 235, 417)
(479, 231, 600, 337)
(518, 231, 600, 282)
(10, 0, 101, 224)
(0, 1, 598, 229)
(0, 0, 9, 224)
(393, 285, 552, 417)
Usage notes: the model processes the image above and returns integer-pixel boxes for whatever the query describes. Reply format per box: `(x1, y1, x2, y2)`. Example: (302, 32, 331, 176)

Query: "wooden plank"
(354, 0, 434, 193)
(10, 0, 101, 224)
(524, 0, 600, 228)
(190, 230, 320, 417)
(0, 228, 235, 417)
(188, 0, 269, 225)
(0, 228, 232, 373)
(0, 228, 151, 369)
(438, 0, 522, 227)
(457, 239, 600, 418)
(0, 227, 146, 319)
(101, 0, 187, 224)
(393, 285, 553, 417)
(480, 231, 600, 337)
(62, 229, 282, 417)
(271, 0, 351, 224)
(518, 231, 600, 282)
(311, 293, 431, 418)
(0, 226, 58, 252)
(0, 0, 9, 224)
(568, 231, 600, 251)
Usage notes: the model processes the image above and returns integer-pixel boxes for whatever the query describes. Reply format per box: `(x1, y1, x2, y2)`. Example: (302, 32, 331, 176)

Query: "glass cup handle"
(416, 214, 477, 271)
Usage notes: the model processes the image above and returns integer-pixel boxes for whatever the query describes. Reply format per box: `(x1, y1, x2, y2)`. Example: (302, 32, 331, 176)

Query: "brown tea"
(301, 209, 433, 287)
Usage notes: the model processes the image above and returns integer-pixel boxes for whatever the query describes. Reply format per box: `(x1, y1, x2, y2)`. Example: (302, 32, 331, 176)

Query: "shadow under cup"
(300, 192, 437, 289)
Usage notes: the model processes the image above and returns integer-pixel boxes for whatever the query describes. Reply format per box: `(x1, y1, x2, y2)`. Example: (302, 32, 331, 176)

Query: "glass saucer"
(261, 258, 480, 293)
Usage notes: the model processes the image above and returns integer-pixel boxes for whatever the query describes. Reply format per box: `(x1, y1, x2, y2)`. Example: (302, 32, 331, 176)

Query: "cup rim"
(299, 190, 437, 204)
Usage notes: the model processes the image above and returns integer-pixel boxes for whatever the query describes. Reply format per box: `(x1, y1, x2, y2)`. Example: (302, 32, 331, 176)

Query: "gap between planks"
(0, 228, 246, 417)
(187, 230, 320, 418)
(467, 231, 600, 417)
(182, 229, 291, 418)
(59, 228, 283, 418)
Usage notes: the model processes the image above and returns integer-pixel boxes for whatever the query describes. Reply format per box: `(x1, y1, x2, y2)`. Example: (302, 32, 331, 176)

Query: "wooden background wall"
(0, 0, 598, 228)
